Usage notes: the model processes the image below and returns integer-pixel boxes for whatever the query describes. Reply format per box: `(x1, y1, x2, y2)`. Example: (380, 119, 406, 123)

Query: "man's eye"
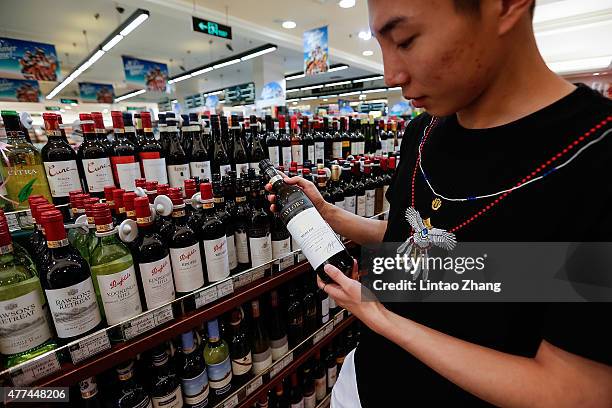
(397, 36, 415, 50)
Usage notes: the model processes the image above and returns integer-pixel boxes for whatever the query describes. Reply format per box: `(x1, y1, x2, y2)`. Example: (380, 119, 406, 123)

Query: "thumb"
(323, 263, 353, 289)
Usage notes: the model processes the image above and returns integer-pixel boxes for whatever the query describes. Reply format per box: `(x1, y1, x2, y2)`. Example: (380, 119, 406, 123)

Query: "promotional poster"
(78, 82, 115, 103)
(0, 37, 60, 81)
(303, 26, 329, 76)
(122, 56, 168, 92)
(0, 78, 40, 102)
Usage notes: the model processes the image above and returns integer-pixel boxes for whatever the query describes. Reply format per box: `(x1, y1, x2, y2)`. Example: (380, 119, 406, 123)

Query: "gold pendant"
(431, 197, 442, 211)
(423, 218, 433, 229)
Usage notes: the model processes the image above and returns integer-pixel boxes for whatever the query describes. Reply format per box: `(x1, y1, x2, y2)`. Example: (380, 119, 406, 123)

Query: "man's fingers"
(350, 259, 359, 281)
(267, 193, 276, 203)
(264, 183, 273, 192)
(323, 264, 352, 288)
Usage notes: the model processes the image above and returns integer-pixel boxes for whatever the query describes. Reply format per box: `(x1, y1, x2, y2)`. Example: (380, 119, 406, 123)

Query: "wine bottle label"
(43, 160, 81, 197)
(96, 265, 142, 325)
(235, 163, 248, 177)
(321, 298, 329, 323)
(382, 185, 390, 212)
(304, 392, 316, 408)
(327, 366, 337, 388)
(270, 336, 289, 361)
(315, 376, 326, 401)
(181, 370, 209, 406)
(307, 145, 315, 163)
(344, 196, 356, 214)
(268, 146, 280, 167)
(291, 400, 304, 408)
(207, 355, 232, 393)
(190, 161, 212, 182)
(83, 158, 114, 193)
(234, 231, 249, 264)
(332, 142, 342, 159)
(111, 157, 141, 191)
(356, 195, 366, 217)
(152, 386, 183, 408)
(281, 146, 292, 169)
(249, 235, 272, 269)
(351, 142, 358, 156)
(170, 244, 205, 293)
(397, 138, 403, 150)
(226, 234, 238, 271)
(45, 278, 102, 339)
(291, 236, 305, 262)
(334, 199, 345, 211)
(365, 189, 376, 217)
(231, 351, 252, 376)
(329, 297, 336, 311)
(251, 348, 272, 375)
(0, 285, 52, 355)
(249, 163, 260, 174)
(203, 236, 230, 282)
(272, 238, 293, 271)
(285, 207, 344, 270)
(314, 142, 325, 163)
(219, 164, 232, 177)
(141, 154, 169, 184)
(291, 145, 303, 165)
(3, 163, 50, 210)
(167, 164, 191, 189)
(139, 255, 175, 310)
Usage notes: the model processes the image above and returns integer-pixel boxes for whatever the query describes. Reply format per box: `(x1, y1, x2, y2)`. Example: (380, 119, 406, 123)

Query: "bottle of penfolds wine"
(166, 118, 191, 192)
(248, 178, 272, 276)
(232, 178, 251, 272)
(212, 179, 238, 275)
(259, 160, 353, 283)
(78, 114, 114, 198)
(198, 182, 229, 283)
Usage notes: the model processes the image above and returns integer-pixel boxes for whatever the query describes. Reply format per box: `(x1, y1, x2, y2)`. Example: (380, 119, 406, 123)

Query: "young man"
(268, 0, 612, 406)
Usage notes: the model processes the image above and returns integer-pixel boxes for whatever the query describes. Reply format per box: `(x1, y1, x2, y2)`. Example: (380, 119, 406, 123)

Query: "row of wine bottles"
(73, 284, 360, 408)
(0, 109, 402, 213)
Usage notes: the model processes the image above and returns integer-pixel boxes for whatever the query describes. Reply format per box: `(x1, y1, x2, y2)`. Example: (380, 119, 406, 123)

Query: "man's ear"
(490, 0, 534, 36)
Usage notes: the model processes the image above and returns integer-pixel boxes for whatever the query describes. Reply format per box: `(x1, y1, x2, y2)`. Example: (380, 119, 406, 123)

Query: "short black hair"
(454, 0, 536, 16)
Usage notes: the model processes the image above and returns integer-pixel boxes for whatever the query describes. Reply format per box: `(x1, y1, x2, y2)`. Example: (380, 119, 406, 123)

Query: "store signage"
(122, 56, 168, 92)
(126, 106, 146, 111)
(0, 78, 40, 102)
(192, 17, 232, 40)
(0, 37, 61, 81)
(303, 26, 329, 75)
(45, 106, 61, 111)
(224, 82, 255, 106)
(60, 98, 78, 104)
(78, 82, 114, 103)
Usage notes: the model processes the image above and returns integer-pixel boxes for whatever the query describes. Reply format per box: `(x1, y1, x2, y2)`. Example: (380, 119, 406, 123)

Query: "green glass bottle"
(203, 318, 233, 398)
(88, 204, 142, 329)
(0, 111, 52, 211)
(0, 212, 56, 367)
(74, 197, 101, 264)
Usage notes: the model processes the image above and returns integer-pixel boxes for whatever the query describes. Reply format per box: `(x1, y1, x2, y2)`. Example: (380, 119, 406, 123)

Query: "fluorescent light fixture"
(70, 102, 78, 106)
(171, 99, 178, 103)
(285, 73, 305, 81)
(240, 46, 277, 61)
(323, 94, 338, 98)
(368, 99, 388, 103)
(323, 98, 328, 101)
(218, 100, 225, 104)
(168, 74, 192, 84)
(213, 59, 240, 69)
(547, 56, 612, 74)
(115, 89, 146, 102)
(358, 30, 372, 40)
(353, 75, 384, 83)
(328, 65, 349, 73)
(209, 90, 224, 96)
(191, 67, 214, 76)
(286, 98, 299, 102)
(60, 109, 65, 113)
(87, 49, 106, 65)
(301, 96, 317, 100)
(338, 0, 356, 8)
(350, 101, 360, 106)
(301, 85, 323, 91)
(362, 50, 374, 56)
(102, 34, 123, 51)
(359, 95, 367, 100)
(339, 91, 361, 96)
(387, 86, 402, 91)
(292, 101, 298, 105)
(65, 106, 72, 110)
(286, 88, 300, 93)
(282, 21, 297, 29)
(325, 80, 351, 87)
(120, 13, 149, 36)
(103, 108, 109, 113)
(362, 88, 387, 94)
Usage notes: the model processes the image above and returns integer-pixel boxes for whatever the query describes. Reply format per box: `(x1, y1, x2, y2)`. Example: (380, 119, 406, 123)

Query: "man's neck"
(456, 29, 576, 129)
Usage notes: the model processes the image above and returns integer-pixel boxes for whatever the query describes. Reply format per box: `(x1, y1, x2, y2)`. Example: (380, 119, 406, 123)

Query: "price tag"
(6, 213, 20, 231)
(270, 352, 293, 379)
(313, 327, 327, 346)
(333, 310, 345, 327)
(222, 394, 239, 408)
(251, 267, 265, 282)
(10, 353, 61, 386)
(122, 304, 174, 340)
(232, 273, 252, 290)
(195, 286, 218, 309)
(245, 376, 263, 396)
(217, 280, 234, 298)
(68, 331, 111, 364)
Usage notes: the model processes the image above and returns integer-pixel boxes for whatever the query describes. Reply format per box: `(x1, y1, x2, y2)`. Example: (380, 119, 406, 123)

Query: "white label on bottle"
(321, 298, 329, 323)
(170, 243, 204, 293)
(235, 231, 249, 264)
(268, 146, 280, 167)
(307, 145, 315, 163)
(152, 386, 182, 408)
(329, 296, 336, 312)
(96, 265, 142, 325)
(351, 142, 358, 156)
(397, 138, 403, 150)
(235, 163, 248, 177)
(365, 189, 375, 217)
(0, 289, 52, 355)
(139, 255, 175, 309)
(357, 195, 366, 217)
(270, 335, 289, 361)
(382, 185, 390, 213)
(231, 352, 252, 376)
(249, 235, 272, 269)
(291, 145, 303, 165)
(83, 158, 114, 193)
(181, 369, 209, 406)
(219, 164, 232, 177)
(43, 160, 81, 197)
(291, 236, 305, 262)
(286, 208, 344, 270)
(116, 162, 141, 191)
(345, 196, 356, 214)
(226, 234, 238, 271)
(203, 236, 230, 282)
(190, 161, 211, 182)
(327, 366, 337, 388)
(45, 278, 102, 339)
(281, 146, 292, 169)
(332, 142, 342, 159)
(207, 355, 233, 391)
(315, 376, 326, 401)
(251, 348, 272, 375)
(272, 238, 293, 271)
(314, 142, 325, 163)
(167, 164, 190, 189)
(291, 400, 304, 408)
(361, 141, 366, 155)
(142, 158, 168, 184)
(304, 392, 316, 408)
(249, 162, 260, 174)
(335, 199, 345, 211)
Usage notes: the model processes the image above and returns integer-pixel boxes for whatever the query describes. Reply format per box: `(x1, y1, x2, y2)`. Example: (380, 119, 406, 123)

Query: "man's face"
(369, 0, 502, 116)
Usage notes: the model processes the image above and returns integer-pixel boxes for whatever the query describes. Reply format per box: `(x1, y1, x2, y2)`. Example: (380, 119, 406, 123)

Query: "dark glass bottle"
(249, 115, 266, 174)
(110, 111, 141, 191)
(212, 180, 238, 274)
(229, 114, 248, 177)
(91, 112, 114, 155)
(228, 308, 252, 385)
(323, 117, 334, 162)
(269, 383, 289, 408)
(313, 119, 325, 165)
(348, 117, 358, 157)
(203, 319, 233, 398)
(232, 179, 251, 271)
(134, 113, 146, 145)
(38, 209, 103, 344)
(329, 164, 345, 210)
(341, 163, 356, 214)
(312, 351, 326, 402)
(335, 336, 347, 373)
(265, 115, 280, 167)
(302, 364, 316, 408)
(165, 118, 191, 192)
(181, 114, 194, 156)
(268, 290, 289, 361)
(316, 170, 331, 205)
(363, 160, 376, 218)
(323, 346, 337, 394)
(211, 115, 231, 177)
(189, 123, 212, 184)
(382, 157, 394, 214)
(178, 330, 210, 408)
(353, 161, 366, 217)
(78, 376, 103, 408)
(340, 117, 351, 159)
(287, 284, 304, 348)
(123, 112, 138, 148)
(41, 113, 82, 205)
(248, 179, 272, 276)
(150, 347, 183, 408)
(139, 112, 168, 185)
(77, 113, 114, 198)
(278, 115, 292, 170)
(160, 112, 173, 153)
(199, 182, 229, 283)
(302, 118, 315, 166)
(288, 372, 303, 408)
(302, 274, 318, 335)
(250, 299, 272, 375)
(271, 212, 293, 273)
(331, 119, 343, 160)
(289, 115, 303, 166)
(373, 159, 385, 215)
(379, 120, 389, 155)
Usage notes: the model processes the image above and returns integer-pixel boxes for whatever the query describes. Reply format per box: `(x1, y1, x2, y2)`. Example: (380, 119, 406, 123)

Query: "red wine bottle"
(199, 182, 229, 283)
(232, 178, 251, 272)
(166, 117, 191, 192)
(110, 111, 141, 191)
(77, 114, 114, 198)
(265, 115, 280, 167)
(139, 112, 168, 185)
(213, 179, 238, 274)
(248, 178, 272, 276)
(91, 112, 114, 155)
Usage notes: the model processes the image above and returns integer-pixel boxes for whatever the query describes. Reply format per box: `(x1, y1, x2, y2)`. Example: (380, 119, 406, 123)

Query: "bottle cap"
(180, 331, 195, 351)
(28, 198, 48, 223)
(199, 182, 213, 200)
(389, 157, 396, 169)
(141, 111, 152, 129)
(104, 186, 116, 203)
(40, 210, 66, 242)
(93, 204, 114, 232)
(111, 111, 124, 128)
(135, 178, 146, 188)
(207, 319, 220, 340)
(317, 169, 326, 175)
(35, 204, 55, 226)
(122, 112, 133, 126)
(84, 198, 100, 223)
(168, 188, 183, 205)
(113, 188, 125, 211)
(145, 180, 158, 191)
(134, 196, 152, 221)
(157, 184, 169, 196)
(123, 192, 137, 218)
(79, 113, 94, 133)
(184, 179, 197, 198)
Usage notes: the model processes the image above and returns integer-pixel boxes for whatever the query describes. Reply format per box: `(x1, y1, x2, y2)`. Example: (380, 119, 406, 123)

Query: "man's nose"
(383, 51, 409, 88)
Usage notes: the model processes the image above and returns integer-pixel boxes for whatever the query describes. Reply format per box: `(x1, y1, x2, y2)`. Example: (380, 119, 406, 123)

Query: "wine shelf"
(316, 393, 332, 408)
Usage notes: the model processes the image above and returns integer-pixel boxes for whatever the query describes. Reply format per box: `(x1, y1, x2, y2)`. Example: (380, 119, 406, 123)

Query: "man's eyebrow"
(375, 16, 407, 37)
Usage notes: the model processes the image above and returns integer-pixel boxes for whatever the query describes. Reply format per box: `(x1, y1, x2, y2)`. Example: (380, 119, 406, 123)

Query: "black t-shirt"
(354, 85, 612, 407)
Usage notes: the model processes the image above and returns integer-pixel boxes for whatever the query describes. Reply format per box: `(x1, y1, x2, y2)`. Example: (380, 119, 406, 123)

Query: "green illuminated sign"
(192, 17, 232, 40)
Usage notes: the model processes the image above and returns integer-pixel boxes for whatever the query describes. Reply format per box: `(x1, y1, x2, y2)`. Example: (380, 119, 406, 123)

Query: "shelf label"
(68, 331, 111, 364)
(217, 280, 234, 298)
(324, 323, 334, 337)
(232, 272, 252, 290)
(195, 286, 218, 309)
(269, 352, 293, 379)
(251, 268, 265, 282)
(312, 326, 327, 346)
(245, 376, 263, 397)
(10, 353, 61, 386)
(333, 310, 345, 327)
(121, 304, 174, 341)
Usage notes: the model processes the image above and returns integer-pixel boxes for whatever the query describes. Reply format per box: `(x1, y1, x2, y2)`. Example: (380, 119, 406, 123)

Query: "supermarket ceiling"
(1, 0, 611, 102)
